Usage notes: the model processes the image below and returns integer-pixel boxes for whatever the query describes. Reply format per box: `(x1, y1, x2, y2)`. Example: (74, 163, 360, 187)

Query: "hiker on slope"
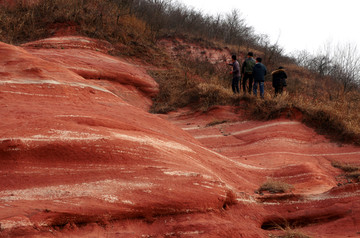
(241, 52, 256, 94)
(272, 66, 288, 96)
(228, 54, 240, 94)
(252, 57, 267, 99)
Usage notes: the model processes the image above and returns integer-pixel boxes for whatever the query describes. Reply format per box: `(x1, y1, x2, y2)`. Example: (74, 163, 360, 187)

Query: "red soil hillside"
(0, 36, 360, 237)
(158, 37, 230, 64)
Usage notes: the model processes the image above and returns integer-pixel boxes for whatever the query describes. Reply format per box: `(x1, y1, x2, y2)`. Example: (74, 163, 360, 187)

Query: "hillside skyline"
(178, 0, 359, 54)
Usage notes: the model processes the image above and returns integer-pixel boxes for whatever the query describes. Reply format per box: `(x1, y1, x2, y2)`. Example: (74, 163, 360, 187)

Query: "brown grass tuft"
(271, 228, 312, 238)
(205, 119, 228, 127)
(149, 68, 238, 113)
(258, 179, 293, 194)
(267, 219, 312, 238)
(331, 161, 359, 173)
(222, 190, 237, 209)
(332, 160, 360, 184)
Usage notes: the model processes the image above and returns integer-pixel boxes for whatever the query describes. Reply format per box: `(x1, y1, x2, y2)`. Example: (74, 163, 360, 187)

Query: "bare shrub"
(293, 43, 360, 97)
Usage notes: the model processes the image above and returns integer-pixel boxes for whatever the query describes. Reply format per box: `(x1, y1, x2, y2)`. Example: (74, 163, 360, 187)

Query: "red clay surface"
(0, 37, 360, 237)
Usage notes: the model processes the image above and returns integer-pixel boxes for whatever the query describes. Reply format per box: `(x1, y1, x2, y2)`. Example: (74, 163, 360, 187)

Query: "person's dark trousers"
(253, 81, 264, 98)
(274, 86, 283, 96)
(232, 76, 240, 94)
(243, 73, 253, 94)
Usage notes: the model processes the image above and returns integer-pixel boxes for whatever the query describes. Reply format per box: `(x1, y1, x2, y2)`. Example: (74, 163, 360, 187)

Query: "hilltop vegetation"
(1, 0, 359, 144)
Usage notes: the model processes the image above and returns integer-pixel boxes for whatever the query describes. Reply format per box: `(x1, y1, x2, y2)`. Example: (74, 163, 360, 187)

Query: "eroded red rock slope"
(0, 37, 360, 237)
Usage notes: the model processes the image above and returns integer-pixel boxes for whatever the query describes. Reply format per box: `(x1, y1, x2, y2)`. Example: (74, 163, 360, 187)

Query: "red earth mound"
(22, 36, 158, 110)
(1, 37, 360, 237)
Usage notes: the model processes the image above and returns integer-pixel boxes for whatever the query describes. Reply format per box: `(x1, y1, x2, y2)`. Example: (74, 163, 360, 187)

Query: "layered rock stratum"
(1, 36, 359, 237)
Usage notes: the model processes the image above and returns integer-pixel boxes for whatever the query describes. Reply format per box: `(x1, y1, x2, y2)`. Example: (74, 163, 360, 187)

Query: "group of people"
(228, 52, 287, 98)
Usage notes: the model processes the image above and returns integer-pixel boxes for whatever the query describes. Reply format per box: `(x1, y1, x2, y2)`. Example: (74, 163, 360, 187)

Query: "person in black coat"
(271, 66, 288, 96)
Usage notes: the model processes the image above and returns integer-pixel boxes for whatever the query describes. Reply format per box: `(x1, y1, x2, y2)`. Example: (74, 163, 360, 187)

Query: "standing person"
(252, 57, 267, 98)
(272, 66, 288, 96)
(228, 54, 240, 94)
(241, 52, 256, 94)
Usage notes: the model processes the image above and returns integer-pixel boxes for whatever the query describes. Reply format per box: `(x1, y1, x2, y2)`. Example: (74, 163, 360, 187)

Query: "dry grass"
(149, 67, 239, 113)
(346, 171, 360, 180)
(206, 120, 228, 127)
(331, 161, 359, 173)
(269, 229, 312, 238)
(267, 219, 312, 238)
(332, 161, 360, 183)
(258, 179, 293, 194)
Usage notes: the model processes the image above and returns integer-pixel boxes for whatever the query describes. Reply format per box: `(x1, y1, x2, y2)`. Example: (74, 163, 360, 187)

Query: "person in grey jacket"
(228, 54, 240, 94)
(252, 57, 267, 98)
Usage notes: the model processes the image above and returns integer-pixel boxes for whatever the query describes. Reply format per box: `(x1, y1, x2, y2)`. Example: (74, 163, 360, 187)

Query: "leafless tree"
(255, 34, 284, 68)
(293, 42, 360, 98)
(330, 43, 360, 93)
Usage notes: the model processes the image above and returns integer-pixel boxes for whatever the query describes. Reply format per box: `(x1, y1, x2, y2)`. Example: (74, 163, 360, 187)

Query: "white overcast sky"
(177, 0, 359, 54)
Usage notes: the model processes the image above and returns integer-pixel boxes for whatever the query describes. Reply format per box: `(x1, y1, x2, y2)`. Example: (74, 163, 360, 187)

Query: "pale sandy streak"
(0, 79, 116, 96)
(194, 121, 301, 139)
(0, 129, 108, 142)
(0, 179, 153, 202)
(244, 151, 360, 158)
(194, 143, 265, 170)
(1, 90, 68, 98)
(112, 133, 193, 152)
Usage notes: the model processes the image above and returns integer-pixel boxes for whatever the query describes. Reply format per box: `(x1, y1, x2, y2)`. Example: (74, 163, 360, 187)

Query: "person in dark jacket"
(272, 66, 287, 96)
(252, 57, 267, 98)
(228, 54, 240, 94)
(241, 52, 256, 94)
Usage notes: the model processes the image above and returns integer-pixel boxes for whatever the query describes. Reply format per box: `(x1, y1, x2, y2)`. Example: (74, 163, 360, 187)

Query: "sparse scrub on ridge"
(0, 0, 287, 65)
(0, 0, 162, 63)
(0, 0, 150, 44)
